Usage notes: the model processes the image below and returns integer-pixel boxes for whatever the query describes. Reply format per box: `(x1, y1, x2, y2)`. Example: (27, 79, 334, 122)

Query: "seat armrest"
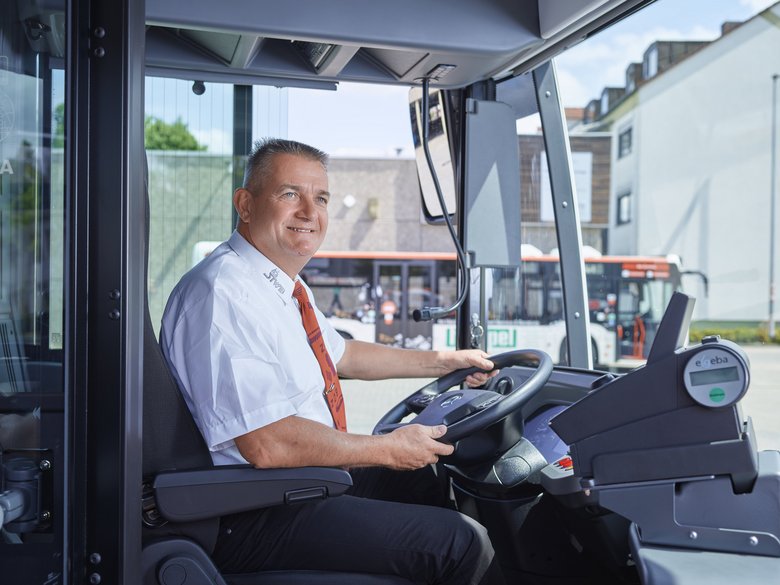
(153, 465, 352, 522)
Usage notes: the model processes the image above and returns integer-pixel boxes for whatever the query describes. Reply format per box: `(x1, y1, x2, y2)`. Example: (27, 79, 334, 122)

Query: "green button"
(709, 387, 726, 403)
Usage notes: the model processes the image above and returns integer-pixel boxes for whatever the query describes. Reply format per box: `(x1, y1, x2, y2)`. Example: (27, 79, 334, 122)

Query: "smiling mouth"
(288, 227, 315, 233)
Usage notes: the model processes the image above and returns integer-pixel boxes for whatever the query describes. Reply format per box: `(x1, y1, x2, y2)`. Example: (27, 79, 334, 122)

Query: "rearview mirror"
(408, 87, 457, 223)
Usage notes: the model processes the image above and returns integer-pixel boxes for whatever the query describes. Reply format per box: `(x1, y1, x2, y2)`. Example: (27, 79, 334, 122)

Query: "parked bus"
(299, 249, 682, 368)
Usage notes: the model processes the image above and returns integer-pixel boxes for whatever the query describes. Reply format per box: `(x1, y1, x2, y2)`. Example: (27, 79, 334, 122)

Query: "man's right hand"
(381, 424, 455, 470)
(235, 415, 455, 471)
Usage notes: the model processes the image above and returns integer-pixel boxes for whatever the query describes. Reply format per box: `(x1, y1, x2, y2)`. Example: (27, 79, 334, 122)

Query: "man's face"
(237, 153, 330, 276)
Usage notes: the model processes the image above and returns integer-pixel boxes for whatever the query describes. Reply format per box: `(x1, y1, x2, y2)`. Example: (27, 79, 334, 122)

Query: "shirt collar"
(227, 231, 297, 303)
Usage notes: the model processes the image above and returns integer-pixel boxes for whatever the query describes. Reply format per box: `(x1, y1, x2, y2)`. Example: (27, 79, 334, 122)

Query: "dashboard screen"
(524, 404, 569, 463)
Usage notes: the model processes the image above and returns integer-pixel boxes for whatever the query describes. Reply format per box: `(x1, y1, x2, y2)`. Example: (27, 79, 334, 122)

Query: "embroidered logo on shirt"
(263, 268, 286, 296)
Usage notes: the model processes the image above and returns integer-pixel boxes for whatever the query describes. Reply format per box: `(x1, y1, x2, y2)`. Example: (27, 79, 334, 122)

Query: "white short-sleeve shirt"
(160, 231, 346, 465)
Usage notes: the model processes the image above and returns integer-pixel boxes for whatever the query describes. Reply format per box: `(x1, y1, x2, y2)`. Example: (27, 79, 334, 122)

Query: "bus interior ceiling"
(144, 0, 652, 89)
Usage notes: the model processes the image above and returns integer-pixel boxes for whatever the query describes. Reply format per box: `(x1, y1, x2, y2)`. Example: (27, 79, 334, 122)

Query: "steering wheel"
(373, 350, 553, 443)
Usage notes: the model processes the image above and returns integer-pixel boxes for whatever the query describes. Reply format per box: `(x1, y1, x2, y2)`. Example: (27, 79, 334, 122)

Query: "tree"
(144, 116, 206, 151)
(53, 103, 65, 148)
(52, 109, 206, 151)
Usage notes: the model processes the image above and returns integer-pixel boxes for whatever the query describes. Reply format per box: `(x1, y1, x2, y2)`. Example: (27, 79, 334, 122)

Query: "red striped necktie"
(292, 281, 347, 432)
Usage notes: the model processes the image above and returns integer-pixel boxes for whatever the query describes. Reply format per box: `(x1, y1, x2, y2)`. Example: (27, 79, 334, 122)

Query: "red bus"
(298, 249, 683, 368)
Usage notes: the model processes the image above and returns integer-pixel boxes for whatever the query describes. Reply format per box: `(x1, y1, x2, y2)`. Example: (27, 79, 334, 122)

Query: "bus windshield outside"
(298, 249, 682, 369)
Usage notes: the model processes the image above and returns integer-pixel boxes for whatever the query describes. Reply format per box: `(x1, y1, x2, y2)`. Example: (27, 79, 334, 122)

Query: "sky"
(554, 0, 777, 106)
(144, 0, 777, 156)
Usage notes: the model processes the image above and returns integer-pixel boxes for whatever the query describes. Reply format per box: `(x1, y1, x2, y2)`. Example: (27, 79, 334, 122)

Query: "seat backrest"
(141, 153, 218, 552)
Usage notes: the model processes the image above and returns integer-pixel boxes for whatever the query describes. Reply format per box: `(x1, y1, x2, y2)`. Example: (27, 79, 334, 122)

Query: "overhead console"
(145, 0, 540, 88)
(547, 292, 780, 581)
(143, 0, 650, 88)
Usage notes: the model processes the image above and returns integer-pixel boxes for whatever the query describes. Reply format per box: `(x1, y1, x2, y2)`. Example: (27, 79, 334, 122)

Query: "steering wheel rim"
(372, 349, 553, 443)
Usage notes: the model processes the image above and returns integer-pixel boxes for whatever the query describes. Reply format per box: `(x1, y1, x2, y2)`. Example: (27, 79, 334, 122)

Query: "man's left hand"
(437, 350, 498, 387)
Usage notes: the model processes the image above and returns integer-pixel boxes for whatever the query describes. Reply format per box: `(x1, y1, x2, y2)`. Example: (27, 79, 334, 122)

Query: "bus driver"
(160, 138, 504, 585)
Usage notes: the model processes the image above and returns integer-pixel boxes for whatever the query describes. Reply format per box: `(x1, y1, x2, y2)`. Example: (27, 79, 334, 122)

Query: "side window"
(545, 268, 564, 323)
(0, 18, 65, 415)
(144, 79, 288, 333)
(1, 3, 66, 580)
(644, 45, 659, 79)
(301, 258, 374, 321)
(521, 264, 545, 320)
(617, 192, 632, 224)
(488, 268, 521, 321)
(618, 127, 632, 158)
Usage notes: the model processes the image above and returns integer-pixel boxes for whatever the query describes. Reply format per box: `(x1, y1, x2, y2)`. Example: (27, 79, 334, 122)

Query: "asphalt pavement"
(739, 345, 780, 451)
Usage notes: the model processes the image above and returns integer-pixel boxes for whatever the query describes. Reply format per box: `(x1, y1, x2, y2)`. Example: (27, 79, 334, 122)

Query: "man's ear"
(233, 188, 252, 223)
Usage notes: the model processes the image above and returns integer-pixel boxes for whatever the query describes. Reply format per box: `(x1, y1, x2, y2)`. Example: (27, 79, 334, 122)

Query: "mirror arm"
(413, 77, 470, 322)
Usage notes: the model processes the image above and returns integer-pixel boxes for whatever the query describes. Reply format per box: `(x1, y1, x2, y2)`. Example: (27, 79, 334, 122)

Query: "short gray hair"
(243, 138, 329, 191)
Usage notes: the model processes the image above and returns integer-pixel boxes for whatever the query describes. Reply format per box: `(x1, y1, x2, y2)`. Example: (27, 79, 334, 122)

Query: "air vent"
(291, 41, 337, 71)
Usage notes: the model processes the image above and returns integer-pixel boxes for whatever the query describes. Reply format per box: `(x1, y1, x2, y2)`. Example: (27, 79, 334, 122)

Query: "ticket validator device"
(548, 292, 780, 583)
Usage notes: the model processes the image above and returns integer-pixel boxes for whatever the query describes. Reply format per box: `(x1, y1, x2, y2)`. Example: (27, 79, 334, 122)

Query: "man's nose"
(296, 195, 317, 219)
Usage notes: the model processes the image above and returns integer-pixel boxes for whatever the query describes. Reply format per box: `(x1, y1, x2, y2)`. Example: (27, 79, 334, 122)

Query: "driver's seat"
(140, 156, 412, 585)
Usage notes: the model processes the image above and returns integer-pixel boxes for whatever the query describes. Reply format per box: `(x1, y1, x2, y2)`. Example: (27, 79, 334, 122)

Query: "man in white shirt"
(161, 138, 504, 584)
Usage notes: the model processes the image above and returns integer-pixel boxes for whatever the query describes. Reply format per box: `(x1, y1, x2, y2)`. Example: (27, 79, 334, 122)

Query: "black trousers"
(212, 466, 501, 585)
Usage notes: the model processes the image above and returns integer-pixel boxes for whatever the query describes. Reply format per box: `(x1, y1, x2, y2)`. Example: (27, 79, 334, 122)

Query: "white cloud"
(330, 146, 414, 159)
(555, 23, 721, 106)
(614, 24, 718, 51)
(516, 114, 542, 135)
(555, 41, 615, 66)
(555, 68, 595, 106)
(192, 128, 232, 153)
(336, 82, 412, 99)
(739, 0, 776, 13)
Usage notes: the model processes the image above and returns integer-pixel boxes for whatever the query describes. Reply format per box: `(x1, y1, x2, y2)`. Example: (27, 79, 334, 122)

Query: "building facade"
(576, 4, 780, 321)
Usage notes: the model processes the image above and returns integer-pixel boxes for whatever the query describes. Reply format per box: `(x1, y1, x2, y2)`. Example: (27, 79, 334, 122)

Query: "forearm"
(234, 415, 395, 469)
(337, 340, 449, 380)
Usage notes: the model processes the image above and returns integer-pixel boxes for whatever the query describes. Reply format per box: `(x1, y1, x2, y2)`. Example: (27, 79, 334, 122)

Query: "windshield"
(556, 0, 779, 449)
(141, 2, 780, 445)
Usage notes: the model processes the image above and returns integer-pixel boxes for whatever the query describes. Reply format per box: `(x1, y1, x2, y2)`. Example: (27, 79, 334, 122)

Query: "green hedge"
(689, 325, 780, 345)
